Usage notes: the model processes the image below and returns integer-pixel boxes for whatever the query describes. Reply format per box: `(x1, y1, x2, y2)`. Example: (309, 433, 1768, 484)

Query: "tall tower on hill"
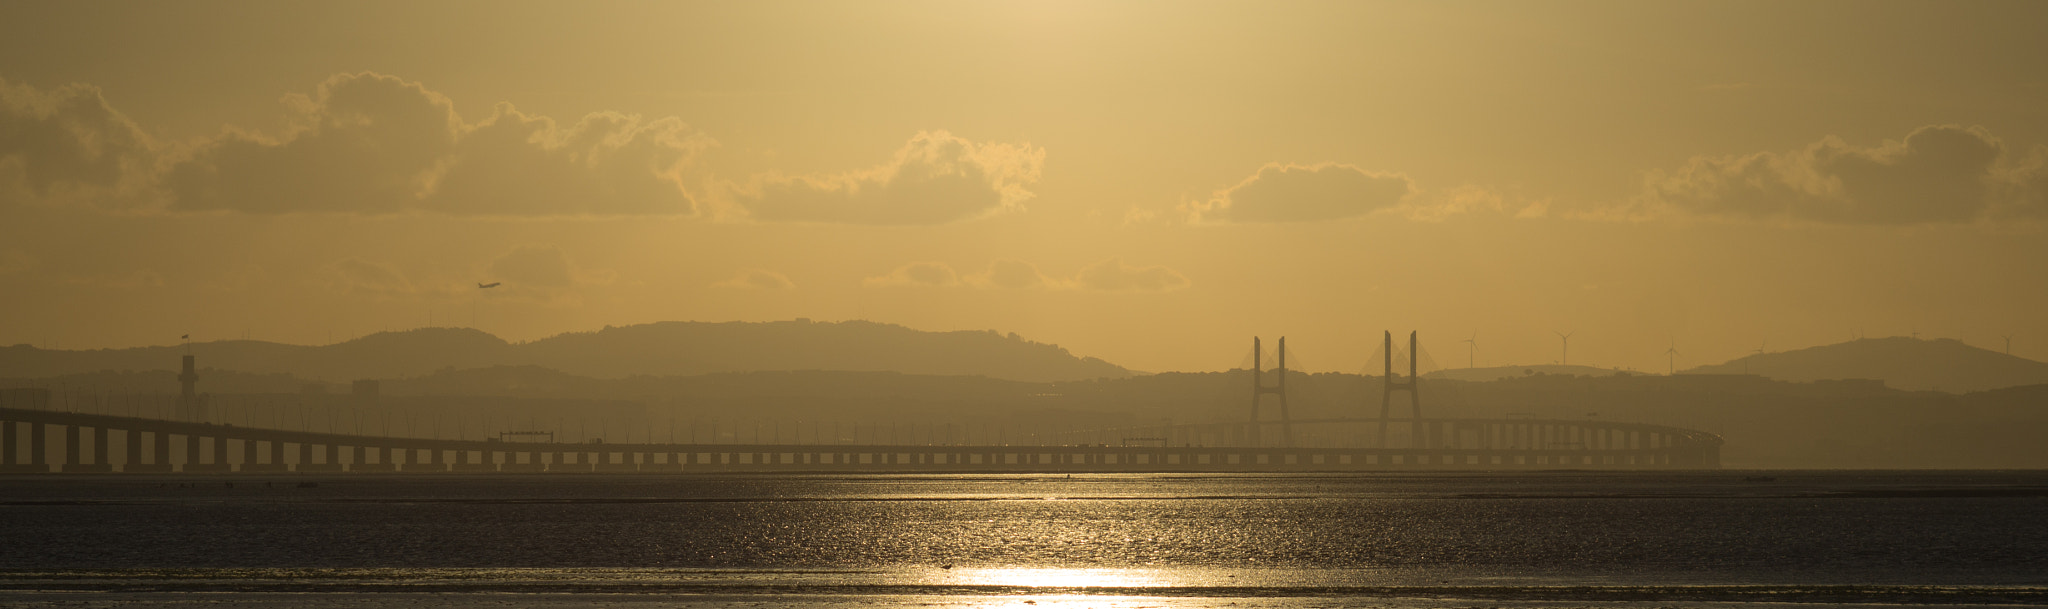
(174, 355, 209, 422)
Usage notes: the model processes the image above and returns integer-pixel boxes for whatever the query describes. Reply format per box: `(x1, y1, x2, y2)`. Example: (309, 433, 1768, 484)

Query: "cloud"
(425, 104, 707, 215)
(863, 262, 961, 287)
(1403, 185, 1549, 221)
(325, 257, 414, 297)
(734, 131, 1044, 225)
(1183, 162, 1414, 223)
(153, 72, 709, 216)
(868, 258, 1190, 292)
(964, 258, 1060, 290)
(488, 245, 576, 288)
(0, 78, 155, 204)
(1073, 258, 1190, 292)
(2000, 146, 2048, 219)
(1645, 125, 2048, 225)
(713, 268, 796, 290)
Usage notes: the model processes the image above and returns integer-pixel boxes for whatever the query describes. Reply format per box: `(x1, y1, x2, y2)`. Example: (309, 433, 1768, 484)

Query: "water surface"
(2, 471, 2043, 606)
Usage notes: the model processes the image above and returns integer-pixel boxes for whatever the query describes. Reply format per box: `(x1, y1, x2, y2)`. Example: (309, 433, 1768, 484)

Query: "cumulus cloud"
(1405, 185, 1550, 221)
(713, 268, 796, 290)
(964, 258, 1059, 290)
(1645, 125, 2048, 225)
(734, 131, 1044, 225)
(870, 259, 1189, 292)
(1995, 146, 2048, 220)
(0, 78, 155, 205)
(1183, 162, 1413, 223)
(1073, 258, 1190, 292)
(863, 262, 961, 287)
(425, 103, 705, 215)
(0, 72, 712, 216)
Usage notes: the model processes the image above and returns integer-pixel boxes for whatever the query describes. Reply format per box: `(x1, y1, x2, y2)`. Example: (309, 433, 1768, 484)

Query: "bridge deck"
(0, 407, 1722, 473)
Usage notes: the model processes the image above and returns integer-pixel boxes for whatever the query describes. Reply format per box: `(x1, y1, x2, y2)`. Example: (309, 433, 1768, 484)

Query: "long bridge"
(0, 332, 1724, 473)
(0, 406, 1721, 473)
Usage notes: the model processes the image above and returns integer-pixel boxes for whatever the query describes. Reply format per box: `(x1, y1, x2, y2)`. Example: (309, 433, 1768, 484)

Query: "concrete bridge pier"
(548, 450, 591, 472)
(351, 446, 395, 472)
(641, 451, 680, 472)
(402, 447, 448, 472)
(594, 451, 634, 472)
(298, 443, 341, 472)
(130, 430, 174, 473)
(0, 421, 46, 473)
(451, 449, 496, 472)
(61, 425, 112, 473)
(240, 438, 286, 473)
(182, 434, 232, 472)
(499, 450, 540, 472)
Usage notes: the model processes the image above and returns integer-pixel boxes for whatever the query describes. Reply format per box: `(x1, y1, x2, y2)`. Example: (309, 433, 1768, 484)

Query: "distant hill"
(1682, 337, 2048, 393)
(0, 320, 1135, 383)
(1424, 365, 1640, 382)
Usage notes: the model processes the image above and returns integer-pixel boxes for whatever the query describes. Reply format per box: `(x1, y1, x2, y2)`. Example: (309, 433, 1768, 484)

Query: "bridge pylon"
(1377, 331, 1422, 448)
(1249, 337, 1292, 447)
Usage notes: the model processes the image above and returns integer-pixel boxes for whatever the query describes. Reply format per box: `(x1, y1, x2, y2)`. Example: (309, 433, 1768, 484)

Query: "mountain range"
(1683, 337, 2048, 393)
(0, 320, 1133, 384)
(5, 324, 2046, 395)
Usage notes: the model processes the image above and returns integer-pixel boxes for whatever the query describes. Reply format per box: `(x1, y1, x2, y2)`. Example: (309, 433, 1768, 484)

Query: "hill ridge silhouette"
(1683, 336, 2048, 393)
(0, 320, 1133, 383)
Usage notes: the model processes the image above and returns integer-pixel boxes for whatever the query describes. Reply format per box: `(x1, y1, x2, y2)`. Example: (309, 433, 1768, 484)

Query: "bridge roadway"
(0, 407, 1722, 473)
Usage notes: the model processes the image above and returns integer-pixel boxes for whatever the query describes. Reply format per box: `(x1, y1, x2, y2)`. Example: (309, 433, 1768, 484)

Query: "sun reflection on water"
(945, 567, 1181, 589)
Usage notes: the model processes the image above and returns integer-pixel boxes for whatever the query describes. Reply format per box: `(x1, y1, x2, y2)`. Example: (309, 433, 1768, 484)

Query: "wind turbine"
(1554, 331, 1574, 365)
(1744, 339, 1766, 375)
(1462, 332, 1478, 369)
(2004, 333, 2015, 355)
(1665, 342, 1679, 376)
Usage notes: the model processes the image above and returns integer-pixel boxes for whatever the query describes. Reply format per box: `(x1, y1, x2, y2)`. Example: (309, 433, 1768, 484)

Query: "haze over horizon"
(5, 1, 2047, 375)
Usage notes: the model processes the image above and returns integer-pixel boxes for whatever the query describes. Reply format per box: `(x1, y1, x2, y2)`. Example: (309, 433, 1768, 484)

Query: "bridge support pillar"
(64, 425, 113, 473)
(298, 443, 340, 472)
(1, 421, 45, 473)
(23, 423, 47, 472)
(500, 451, 542, 472)
(180, 434, 230, 473)
(239, 439, 288, 472)
(122, 428, 145, 472)
(143, 430, 171, 472)
(122, 426, 152, 469)
(351, 446, 395, 472)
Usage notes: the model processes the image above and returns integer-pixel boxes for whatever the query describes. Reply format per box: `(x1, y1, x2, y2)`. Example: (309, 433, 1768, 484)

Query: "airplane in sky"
(478, 282, 501, 289)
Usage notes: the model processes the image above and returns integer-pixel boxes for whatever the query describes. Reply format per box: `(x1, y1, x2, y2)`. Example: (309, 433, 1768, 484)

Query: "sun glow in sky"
(2, 0, 2046, 373)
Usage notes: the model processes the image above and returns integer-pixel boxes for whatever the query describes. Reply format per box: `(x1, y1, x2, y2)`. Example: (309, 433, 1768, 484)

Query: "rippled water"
(1, 471, 2044, 607)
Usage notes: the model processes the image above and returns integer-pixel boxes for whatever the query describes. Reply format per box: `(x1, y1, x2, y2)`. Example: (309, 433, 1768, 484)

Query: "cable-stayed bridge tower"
(1248, 336, 1293, 447)
(1377, 331, 1421, 448)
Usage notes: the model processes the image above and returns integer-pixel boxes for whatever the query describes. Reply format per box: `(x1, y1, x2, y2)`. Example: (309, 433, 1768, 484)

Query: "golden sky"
(2, 0, 2045, 373)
